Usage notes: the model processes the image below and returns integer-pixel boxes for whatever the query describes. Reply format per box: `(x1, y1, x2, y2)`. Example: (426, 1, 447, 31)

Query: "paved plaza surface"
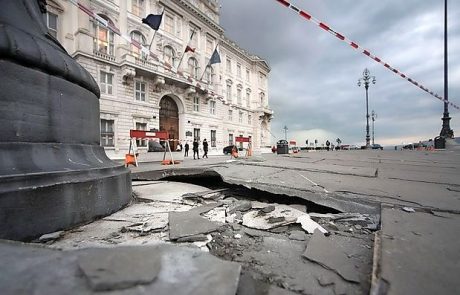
(2, 149, 459, 294)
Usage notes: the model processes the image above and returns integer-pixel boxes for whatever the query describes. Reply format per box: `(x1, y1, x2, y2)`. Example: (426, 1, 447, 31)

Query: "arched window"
(163, 46, 176, 67)
(130, 31, 147, 59)
(187, 57, 198, 79)
(93, 14, 115, 56)
(205, 65, 214, 83)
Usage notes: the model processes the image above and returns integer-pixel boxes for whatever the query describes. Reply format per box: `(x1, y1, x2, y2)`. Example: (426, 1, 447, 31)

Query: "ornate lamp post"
(440, 0, 454, 138)
(283, 125, 288, 140)
(358, 68, 376, 148)
(371, 110, 377, 145)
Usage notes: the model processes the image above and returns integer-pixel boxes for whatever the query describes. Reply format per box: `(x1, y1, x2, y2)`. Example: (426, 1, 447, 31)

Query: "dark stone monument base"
(0, 143, 132, 241)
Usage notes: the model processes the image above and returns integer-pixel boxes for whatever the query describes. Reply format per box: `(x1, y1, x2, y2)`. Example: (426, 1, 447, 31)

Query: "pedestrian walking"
(202, 139, 208, 158)
(193, 139, 199, 160)
(326, 140, 330, 151)
(184, 142, 189, 157)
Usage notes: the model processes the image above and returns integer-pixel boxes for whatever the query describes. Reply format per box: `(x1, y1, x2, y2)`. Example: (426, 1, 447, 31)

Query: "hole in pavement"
(159, 175, 341, 214)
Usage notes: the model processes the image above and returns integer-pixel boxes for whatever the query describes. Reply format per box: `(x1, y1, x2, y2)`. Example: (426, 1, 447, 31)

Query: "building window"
(211, 130, 216, 147)
(43, 12, 58, 39)
(93, 15, 114, 56)
(130, 31, 147, 59)
(237, 88, 242, 105)
(205, 64, 214, 84)
(226, 58, 232, 73)
(100, 71, 113, 95)
(246, 69, 250, 82)
(193, 97, 200, 112)
(131, 0, 143, 16)
(188, 57, 198, 78)
(135, 122, 147, 147)
(209, 100, 216, 115)
(135, 80, 146, 101)
(248, 115, 252, 125)
(206, 36, 214, 56)
(246, 90, 251, 108)
(260, 92, 265, 107)
(100, 119, 114, 147)
(229, 133, 234, 145)
(237, 64, 242, 78)
(228, 110, 233, 121)
(239, 111, 243, 123)
(259, 72, 266, 86)
(189, 24, 198, 48)
(194, 128, 200, 142)
(226, 84, 232, 102)
(164, 46, 176, 67)
(164, 11, 181, 37)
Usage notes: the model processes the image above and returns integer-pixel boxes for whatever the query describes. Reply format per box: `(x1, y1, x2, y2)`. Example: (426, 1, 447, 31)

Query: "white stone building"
(45, 0, 273, 158)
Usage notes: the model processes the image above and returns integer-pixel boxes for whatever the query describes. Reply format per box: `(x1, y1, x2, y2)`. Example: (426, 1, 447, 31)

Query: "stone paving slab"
(376, 207, 460, 295)
(0, 241, 241, 295)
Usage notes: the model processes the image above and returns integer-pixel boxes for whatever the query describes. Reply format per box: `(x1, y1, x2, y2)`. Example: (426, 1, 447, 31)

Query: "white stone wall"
(51, 0, 272, 158)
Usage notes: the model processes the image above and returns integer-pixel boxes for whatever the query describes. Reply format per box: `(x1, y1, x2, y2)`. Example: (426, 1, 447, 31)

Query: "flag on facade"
(185, 45, 195, 53)
(209, 48, 221, 64)
(142, 13, 163, 30)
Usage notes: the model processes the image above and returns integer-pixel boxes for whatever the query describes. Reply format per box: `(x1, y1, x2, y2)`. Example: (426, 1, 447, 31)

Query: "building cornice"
(168, 0, 224, 35)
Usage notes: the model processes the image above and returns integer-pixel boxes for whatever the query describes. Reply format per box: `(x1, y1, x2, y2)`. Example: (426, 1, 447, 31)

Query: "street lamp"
(371, 110, 377, 145)
(358, 68, 376, 148)
(440, 0, 454, 138)
(283, 125, 288, 141)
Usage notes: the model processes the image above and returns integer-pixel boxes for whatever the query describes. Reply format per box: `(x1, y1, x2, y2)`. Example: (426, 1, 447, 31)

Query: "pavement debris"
(78, 247, 162, 291)
(242, 204, 305, 230)
(38, 231, 64, 242)
(227, 200, 252, 214)
(169, 204, 224, 240)
(302, 230, 360, 283)
(402, 206, 416, 213)
(288, 230, 307, 241)
(297, 215, 328, 234)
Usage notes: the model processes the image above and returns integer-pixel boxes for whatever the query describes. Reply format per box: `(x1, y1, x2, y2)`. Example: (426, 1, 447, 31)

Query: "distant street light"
(358, 68, 376, 148)
(283, 125, 288, 140)
(371, 110, 377, 145)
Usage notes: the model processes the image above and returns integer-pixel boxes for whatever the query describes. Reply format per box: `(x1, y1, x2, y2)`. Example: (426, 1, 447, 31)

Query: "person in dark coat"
(184, 142, 189, 157)
(202, 139, 209, 158)
(193, 139, 199, 160)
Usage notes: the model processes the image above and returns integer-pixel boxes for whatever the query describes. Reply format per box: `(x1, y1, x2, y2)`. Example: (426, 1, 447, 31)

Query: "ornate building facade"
(45, 0, 272, 158)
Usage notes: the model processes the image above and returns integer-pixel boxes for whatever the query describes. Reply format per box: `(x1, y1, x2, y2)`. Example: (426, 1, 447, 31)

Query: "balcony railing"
(134, 57, 159, 71)
(93, 50, 115, 62)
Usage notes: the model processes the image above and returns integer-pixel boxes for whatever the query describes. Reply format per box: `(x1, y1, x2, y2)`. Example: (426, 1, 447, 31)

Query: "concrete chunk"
(303, 230, 360, 283)
(78, 247, 162, 291)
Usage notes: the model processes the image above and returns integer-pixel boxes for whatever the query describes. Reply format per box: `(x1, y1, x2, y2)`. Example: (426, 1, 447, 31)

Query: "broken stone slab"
(227, 200, 252, 214)
(242, 204, 305, 230)
(302, 230, 360, 283)
(402, 206, 415, 213)
(260, 205, 276, 213)
(193, 234, 213, 252)
(0, 241, 241, 294)
(169, 205, 224, 240)
(309, 213, 336, 220)
(203, 207, 227, 223)
(289, 204, 307, 213)
(78, 247, 162, 291)
(296, 215, 328, 234)
(288, 230, 307, 241)
(38, 231, 64, 242)
(177, 234, 209, 242)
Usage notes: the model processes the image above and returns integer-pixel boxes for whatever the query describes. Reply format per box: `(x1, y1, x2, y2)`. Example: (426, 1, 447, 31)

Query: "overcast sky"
(220, 0, 460, 146)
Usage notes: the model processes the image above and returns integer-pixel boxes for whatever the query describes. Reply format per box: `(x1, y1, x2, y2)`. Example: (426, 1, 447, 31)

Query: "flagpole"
(199, 41, 219, 81)
(147, 8, 164, 50)
(176, 30, 196, 71)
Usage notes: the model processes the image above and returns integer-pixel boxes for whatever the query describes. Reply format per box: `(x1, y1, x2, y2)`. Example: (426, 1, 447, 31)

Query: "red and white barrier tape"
(69, 0, 224, 102)
(275, 0, 459, 111)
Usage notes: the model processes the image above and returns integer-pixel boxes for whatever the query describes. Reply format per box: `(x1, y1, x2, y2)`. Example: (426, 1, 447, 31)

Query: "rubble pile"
(41, 181, 376, 294)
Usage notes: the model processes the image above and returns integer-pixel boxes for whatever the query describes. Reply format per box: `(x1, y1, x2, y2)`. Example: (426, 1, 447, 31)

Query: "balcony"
(93, 50, 115, 62)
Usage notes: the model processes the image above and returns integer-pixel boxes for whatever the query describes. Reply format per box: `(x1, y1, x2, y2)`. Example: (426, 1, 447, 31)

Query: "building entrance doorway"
(159, 96, 179, 151)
